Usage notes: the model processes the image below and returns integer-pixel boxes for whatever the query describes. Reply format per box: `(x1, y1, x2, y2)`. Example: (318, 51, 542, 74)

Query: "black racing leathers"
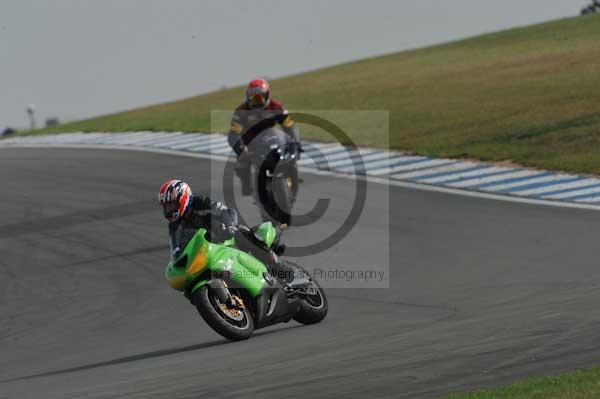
(167, 195, 291, 281)
(168, 195, 237, 260)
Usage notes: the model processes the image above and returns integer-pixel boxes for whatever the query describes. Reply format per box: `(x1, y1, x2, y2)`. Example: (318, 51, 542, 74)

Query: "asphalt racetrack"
(2, 148, 600, 399)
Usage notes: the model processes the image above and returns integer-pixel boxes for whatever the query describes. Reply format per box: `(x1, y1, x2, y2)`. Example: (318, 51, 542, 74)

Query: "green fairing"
(165, 228, 268, 297)
(255, 221, 276, 248)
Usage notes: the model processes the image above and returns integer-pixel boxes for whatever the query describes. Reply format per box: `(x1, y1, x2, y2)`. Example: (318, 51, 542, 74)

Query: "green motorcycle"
(165, 222, 328, 341)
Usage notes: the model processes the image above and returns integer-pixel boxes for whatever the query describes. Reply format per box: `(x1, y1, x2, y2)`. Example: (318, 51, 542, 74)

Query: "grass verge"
(445, 367, 600, 399)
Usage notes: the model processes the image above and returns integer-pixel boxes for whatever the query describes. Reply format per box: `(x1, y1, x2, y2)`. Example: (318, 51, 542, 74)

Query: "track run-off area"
(1, 147, 600, 399)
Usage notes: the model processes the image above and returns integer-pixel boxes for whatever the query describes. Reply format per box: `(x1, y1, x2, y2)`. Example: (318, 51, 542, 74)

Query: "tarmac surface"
(1, 148, 600, 399)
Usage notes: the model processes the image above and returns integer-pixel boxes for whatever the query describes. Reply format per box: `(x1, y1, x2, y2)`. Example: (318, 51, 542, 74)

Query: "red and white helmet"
(246, 78, 271, 109)
(158, 180, 192, 222)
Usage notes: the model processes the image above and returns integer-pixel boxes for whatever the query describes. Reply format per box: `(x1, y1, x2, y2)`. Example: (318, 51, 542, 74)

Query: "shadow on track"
(1, 340, 228, 383)
(1, 323, 304, 384)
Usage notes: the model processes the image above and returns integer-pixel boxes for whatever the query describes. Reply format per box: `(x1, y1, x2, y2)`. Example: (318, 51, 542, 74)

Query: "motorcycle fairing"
(165, 228, 268, 297)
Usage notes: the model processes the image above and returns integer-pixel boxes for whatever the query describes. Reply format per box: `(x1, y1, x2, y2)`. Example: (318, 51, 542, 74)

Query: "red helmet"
(158, 180, 192, 222)
(246, 78, 271, 109)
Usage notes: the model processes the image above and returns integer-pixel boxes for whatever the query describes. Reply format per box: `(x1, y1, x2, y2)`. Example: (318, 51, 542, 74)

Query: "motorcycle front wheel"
(192, 286, 254, 341)
(271, 176, 293, 225)
(289, 267, 328, 325)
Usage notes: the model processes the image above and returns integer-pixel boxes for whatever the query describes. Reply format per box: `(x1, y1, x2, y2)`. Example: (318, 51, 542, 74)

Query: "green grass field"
(35, 15, 600, 173)
(444, 367, 600, 399)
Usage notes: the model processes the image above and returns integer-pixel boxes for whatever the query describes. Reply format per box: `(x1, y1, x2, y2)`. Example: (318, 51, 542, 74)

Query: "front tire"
(192, 286, 254, 341)
(272, 176, 293, 225)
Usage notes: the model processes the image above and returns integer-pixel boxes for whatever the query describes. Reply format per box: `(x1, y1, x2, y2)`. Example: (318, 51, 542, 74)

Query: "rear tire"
(293, 274, 328, 325)
(192, 286, 254, 341)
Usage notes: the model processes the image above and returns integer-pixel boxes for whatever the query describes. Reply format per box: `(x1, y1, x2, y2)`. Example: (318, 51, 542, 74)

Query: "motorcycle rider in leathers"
(227, 78, 301, 196)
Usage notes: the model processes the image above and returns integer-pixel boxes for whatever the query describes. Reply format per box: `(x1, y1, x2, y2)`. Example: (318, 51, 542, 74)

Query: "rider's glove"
(226, 225, 239, 239)
(273, 243, 286, 256)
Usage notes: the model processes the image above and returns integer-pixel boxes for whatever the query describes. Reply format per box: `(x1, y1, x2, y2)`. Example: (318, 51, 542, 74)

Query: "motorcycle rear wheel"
(293, 274, 328, 325)
(192, 286, 254, 341)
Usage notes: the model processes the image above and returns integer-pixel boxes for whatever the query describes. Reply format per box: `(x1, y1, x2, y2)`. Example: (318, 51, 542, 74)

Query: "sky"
(0, 0, 581, 128)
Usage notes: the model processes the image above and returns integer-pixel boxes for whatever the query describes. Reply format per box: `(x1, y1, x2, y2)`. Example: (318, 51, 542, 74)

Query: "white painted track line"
(391, 162, 480, 181)
(423, 167, 514, 185)
(446, 170, 541, 188)
(369, 159, 454, 176)
(517, 178, 598, 197)
(483, 174, 574, 192)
